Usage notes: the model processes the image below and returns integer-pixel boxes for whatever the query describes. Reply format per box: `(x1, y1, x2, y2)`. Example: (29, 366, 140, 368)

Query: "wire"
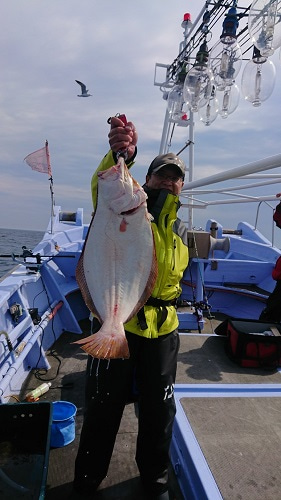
(167, 1, 253, 81)
(4, 394, 21, 402)
(30, 275, 62, 382)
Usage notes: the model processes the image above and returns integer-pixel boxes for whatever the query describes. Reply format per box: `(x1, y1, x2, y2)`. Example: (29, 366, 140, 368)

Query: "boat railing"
(179, 153, 281, 248)
(254, 200, 276, 247)
(0, 300, 63, 403)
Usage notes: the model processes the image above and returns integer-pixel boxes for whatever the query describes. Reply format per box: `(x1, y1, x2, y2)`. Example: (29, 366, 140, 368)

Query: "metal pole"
(187, 111, 194, 230)
(50, 182, 54, 234)
(159, 108, 171, 154)
(183, 152, 281, 190)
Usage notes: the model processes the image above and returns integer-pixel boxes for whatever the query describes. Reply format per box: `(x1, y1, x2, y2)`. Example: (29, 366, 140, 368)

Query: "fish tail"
(74, 332, 130, 359)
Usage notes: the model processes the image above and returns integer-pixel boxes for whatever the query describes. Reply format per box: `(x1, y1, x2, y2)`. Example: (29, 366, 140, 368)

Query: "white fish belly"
(78, 196, 156, 325)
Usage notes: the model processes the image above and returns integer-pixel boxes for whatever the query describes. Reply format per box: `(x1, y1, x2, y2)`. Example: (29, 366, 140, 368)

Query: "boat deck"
(19, 314, 281, 499)
(21, 319, 185, 500)
(173, 332, 281, 500)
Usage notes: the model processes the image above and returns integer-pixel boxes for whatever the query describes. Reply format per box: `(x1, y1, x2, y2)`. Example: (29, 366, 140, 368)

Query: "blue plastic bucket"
(50, 401, 77, 448)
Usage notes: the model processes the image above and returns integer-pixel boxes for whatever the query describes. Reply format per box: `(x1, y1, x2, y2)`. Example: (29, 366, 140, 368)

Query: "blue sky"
(1, 1, 281, 247)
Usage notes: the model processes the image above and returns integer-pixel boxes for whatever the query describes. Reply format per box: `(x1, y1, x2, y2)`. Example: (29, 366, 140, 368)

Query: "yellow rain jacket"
(91, 151, 189, 339)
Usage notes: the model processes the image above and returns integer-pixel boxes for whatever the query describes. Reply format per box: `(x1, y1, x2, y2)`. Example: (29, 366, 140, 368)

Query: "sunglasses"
(152, 171, 183, 183)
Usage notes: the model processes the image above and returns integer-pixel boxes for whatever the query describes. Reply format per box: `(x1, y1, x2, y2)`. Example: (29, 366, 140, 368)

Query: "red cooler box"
(215, 319, 281, 369)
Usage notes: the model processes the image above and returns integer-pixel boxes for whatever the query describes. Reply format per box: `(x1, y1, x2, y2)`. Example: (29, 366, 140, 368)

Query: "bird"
(75, 80, 92, 97)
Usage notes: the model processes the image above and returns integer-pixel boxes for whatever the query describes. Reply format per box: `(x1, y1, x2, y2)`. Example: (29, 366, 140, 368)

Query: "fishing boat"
(1, 1, 281, 499)
(1, 199, 280, 405)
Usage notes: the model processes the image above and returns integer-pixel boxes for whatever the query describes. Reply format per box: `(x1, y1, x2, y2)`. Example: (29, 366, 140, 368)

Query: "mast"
(157, 12, 194, 229)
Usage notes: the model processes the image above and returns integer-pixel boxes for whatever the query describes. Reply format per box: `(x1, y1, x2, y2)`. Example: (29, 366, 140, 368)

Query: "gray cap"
(147, 153, 185, 178)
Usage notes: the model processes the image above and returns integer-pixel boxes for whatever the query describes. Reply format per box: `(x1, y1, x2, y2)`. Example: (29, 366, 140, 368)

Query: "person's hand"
(108, 116, 138, 160)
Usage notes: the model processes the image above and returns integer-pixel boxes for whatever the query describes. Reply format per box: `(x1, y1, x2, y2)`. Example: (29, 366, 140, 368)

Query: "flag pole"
(24, 141, 55, 234)
(45, 140, 55, 234)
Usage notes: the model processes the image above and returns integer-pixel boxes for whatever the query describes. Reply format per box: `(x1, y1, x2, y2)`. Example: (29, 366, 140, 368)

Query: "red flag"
(24, 141, 52, 177)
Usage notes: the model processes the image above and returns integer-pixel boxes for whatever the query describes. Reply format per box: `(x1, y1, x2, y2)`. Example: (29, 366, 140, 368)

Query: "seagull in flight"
(75, 80, 92, 97)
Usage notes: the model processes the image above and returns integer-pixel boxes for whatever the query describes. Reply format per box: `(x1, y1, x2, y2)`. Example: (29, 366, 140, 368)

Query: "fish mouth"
(120, 201, 146, 216)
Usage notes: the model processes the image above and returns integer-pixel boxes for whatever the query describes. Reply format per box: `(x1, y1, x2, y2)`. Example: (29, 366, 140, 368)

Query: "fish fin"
(76, 252, 99, 317)
(74, 332, 130, 359)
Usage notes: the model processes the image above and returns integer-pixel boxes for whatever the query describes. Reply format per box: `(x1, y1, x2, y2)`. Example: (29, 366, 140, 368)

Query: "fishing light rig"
(155, 1, 281, 128)
(154, 2, 281, 328)
(154, 1, 281, 228)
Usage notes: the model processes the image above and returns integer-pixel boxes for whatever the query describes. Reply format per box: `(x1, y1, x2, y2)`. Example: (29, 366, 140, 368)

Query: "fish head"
(98, 157, 147, 214)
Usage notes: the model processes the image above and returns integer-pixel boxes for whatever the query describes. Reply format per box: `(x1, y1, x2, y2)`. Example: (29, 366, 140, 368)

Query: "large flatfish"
(75, 156, 157, 359)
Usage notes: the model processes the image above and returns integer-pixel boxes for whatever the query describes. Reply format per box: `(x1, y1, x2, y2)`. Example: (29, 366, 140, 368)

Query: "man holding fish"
(74, 115, 189, 499)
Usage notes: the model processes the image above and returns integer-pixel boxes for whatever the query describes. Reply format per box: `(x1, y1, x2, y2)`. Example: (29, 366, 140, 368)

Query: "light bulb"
(210, 39, 242, 89)
(167, 84, 187, 122)
(216, 83, 240, 119)
(248, 0, 281, 57)
(209, 4, 243, 90)
(183, 39, 214, 112)
(198, 90, 219, 126)
(241, 54, 276, 106)
(183, 66, 214, 112)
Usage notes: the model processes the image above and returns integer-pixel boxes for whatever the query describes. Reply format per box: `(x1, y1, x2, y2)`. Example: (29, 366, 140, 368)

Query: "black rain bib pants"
(75, 328, 179, 495)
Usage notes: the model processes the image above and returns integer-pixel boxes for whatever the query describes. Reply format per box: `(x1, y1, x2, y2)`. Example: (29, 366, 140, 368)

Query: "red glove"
(108, 116, 138, 160)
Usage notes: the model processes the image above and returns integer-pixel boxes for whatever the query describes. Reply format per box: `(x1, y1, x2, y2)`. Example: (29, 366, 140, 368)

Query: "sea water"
(0, 228, 44, 278)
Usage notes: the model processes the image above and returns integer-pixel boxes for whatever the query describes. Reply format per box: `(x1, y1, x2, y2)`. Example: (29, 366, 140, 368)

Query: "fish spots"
(119, 217, 128, 232)
(114, 304, 118, 315)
